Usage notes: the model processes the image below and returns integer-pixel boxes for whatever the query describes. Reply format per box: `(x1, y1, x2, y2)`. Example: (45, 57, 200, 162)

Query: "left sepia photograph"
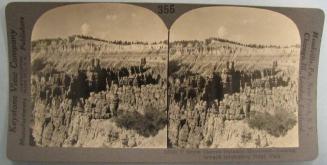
(30, 3, 168, 148)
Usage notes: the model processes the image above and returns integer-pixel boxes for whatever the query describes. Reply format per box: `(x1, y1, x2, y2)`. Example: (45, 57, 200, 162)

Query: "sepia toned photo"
(30, 3, 168, 148)
(168, 7, 300, 148)
(5, 1, 325, 162)
(30, 4, 301, 149)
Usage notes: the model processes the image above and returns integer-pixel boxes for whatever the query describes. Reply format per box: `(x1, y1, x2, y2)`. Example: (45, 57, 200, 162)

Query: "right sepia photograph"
(168, 7, 300, 148)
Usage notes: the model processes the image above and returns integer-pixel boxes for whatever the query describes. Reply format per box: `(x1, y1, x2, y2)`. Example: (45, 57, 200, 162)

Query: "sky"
(32, 5, 300, 46)
(171, 6, 301, 46)
(32, 3, 167, 42)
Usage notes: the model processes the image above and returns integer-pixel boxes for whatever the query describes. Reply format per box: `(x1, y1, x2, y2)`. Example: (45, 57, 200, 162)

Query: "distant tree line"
(171, 37, 300, 49)
(31, 35, 299, 49)
(31, 35, 167, 48)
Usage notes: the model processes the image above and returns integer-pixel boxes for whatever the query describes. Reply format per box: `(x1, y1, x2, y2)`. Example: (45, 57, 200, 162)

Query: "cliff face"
(168, 38, 299, 149)
(200, 116, 298, 148)
(170, 39, 300, 76)
(168, 112, 298, 149)
(31, 75, 167, 148)
(32, 36, 168, 74)
(31, 35, 168, 148)
(33, 110, 167, 148)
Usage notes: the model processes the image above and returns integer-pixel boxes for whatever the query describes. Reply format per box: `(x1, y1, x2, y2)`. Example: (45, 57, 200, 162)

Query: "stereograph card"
(5, 2, 324, 162)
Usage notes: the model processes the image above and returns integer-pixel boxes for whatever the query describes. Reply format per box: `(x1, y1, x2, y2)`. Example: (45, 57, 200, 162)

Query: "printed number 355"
(158, 5, 175, 14)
